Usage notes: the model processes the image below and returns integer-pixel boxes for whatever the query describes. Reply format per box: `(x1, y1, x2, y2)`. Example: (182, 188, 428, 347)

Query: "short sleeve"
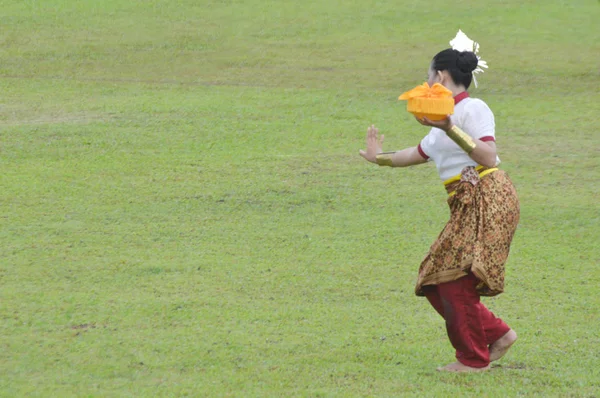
(461, 99, 495, 141)
(418, 128, 437, 160)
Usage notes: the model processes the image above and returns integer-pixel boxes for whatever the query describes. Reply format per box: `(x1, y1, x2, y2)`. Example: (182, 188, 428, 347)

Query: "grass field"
(1, 0, 600, 396)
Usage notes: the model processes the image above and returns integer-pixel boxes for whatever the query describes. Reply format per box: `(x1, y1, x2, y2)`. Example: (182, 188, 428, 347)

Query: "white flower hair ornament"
(449, 29, 488, 88)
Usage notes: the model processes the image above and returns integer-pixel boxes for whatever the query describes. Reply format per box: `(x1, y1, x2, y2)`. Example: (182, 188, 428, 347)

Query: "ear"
(438, 70, 449, 85)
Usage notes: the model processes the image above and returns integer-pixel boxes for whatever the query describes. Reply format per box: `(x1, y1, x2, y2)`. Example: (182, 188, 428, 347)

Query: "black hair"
(431, 49, 478, 89)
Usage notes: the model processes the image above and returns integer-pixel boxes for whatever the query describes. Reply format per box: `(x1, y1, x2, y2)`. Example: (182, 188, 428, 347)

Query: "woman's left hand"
(415, 115, 452, 132)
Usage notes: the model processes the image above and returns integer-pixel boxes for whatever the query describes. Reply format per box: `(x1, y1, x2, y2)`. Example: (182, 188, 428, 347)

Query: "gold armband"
(375, 152, 395, 167)
(446, 125, 476, 154)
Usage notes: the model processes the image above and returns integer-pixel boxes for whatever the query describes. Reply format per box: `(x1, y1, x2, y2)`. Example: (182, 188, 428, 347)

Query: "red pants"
(423, 273, 510, 368)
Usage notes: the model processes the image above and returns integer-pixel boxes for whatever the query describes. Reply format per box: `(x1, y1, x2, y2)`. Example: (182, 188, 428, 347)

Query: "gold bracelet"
(446, 125, 476, 154)
(375, 152, 395, 167)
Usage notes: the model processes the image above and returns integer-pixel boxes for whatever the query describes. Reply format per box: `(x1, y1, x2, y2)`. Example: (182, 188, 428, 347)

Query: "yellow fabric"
(444, 165, 486, 186)
(446, 167, 499, 197)
(478, 168, 498, 180)
(398, 83, 454, 121)
(398, 82, 453, 100)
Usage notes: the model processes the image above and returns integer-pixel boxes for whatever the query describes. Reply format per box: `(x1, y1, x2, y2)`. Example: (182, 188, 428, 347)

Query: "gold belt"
(444, 166, 498, 197)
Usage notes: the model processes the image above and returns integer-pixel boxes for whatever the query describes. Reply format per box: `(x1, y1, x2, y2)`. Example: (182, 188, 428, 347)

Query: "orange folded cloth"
(398, 83, 454, 121)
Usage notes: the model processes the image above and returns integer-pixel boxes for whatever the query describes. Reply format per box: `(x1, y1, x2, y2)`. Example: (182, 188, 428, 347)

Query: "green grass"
(1, 0, 600, 396)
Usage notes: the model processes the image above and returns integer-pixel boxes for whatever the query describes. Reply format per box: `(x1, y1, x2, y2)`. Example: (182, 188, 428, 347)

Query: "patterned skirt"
(415, 167, 520, 297)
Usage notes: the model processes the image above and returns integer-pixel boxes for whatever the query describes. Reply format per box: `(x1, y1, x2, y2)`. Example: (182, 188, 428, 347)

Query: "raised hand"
(359, 125, 384, 163)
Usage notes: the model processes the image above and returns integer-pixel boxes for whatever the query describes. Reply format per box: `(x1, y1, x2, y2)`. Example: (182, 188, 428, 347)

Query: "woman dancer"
(359, 49, 520, 372)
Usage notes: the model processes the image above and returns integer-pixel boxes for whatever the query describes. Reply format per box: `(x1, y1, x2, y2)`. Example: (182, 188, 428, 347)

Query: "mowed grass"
(1, 0, 599, 396)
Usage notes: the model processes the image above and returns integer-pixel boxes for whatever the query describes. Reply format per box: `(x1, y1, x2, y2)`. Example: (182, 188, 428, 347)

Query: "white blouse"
(418, 93, 499, 182)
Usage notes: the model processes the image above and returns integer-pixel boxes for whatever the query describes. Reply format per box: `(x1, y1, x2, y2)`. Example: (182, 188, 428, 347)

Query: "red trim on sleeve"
(454, 91, 469, 105)
(417, 143, 429, 159)
(480, 136, 495, 142)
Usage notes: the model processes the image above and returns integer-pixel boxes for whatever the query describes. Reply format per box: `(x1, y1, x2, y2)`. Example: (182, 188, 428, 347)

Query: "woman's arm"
(359, 125, 427, 167)
(378, 147, 428, 167)
(467, 139, 497, 168)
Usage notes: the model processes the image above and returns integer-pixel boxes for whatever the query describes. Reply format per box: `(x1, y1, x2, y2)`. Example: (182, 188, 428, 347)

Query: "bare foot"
(436, 361, 490, 373)
(489, 329, 517, 362)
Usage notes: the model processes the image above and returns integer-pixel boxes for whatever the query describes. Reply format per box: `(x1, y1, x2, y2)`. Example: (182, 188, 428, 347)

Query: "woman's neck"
(443, 81, 467, 97)
(450, 86, 467, 98)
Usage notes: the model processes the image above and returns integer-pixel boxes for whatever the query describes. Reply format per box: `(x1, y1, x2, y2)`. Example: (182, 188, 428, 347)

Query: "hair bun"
(456, 51, 478, 73)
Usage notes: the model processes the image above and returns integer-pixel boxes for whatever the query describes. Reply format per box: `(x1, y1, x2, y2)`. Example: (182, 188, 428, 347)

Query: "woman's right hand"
(359, 125, 384, 163)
